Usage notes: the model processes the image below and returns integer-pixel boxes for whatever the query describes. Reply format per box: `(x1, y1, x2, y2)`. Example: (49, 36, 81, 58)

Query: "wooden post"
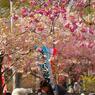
(12, 67, 22, 89)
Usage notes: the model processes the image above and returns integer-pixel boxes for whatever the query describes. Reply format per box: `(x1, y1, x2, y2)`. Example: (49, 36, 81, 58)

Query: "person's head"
(58, 76, 67, 85)
(40, 80, 49, 92)
(40, 80, 53, 93)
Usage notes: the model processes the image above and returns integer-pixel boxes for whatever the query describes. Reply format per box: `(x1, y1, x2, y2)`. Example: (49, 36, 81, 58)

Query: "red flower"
(13, 14, 18, 20)
(53, 48, 57, 56)
(21, 7, 28, 17)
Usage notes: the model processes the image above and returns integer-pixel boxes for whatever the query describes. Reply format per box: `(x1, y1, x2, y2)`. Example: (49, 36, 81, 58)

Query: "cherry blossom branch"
(2, 71, 16, 89)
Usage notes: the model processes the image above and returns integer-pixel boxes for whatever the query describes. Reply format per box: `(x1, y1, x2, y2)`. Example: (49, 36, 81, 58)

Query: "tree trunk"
(0, 53, 4, 95)
(0, 65, 3, 95)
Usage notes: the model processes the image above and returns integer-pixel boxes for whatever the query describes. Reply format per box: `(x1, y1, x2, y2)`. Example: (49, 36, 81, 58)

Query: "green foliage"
(83, 6, 94, 15)
(0, 8, 10, 18)
(0, 0, 10, 8)
(0, 0, 10, 17)
(82, 75, 95, 93)
(0, 0, 19, 17)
